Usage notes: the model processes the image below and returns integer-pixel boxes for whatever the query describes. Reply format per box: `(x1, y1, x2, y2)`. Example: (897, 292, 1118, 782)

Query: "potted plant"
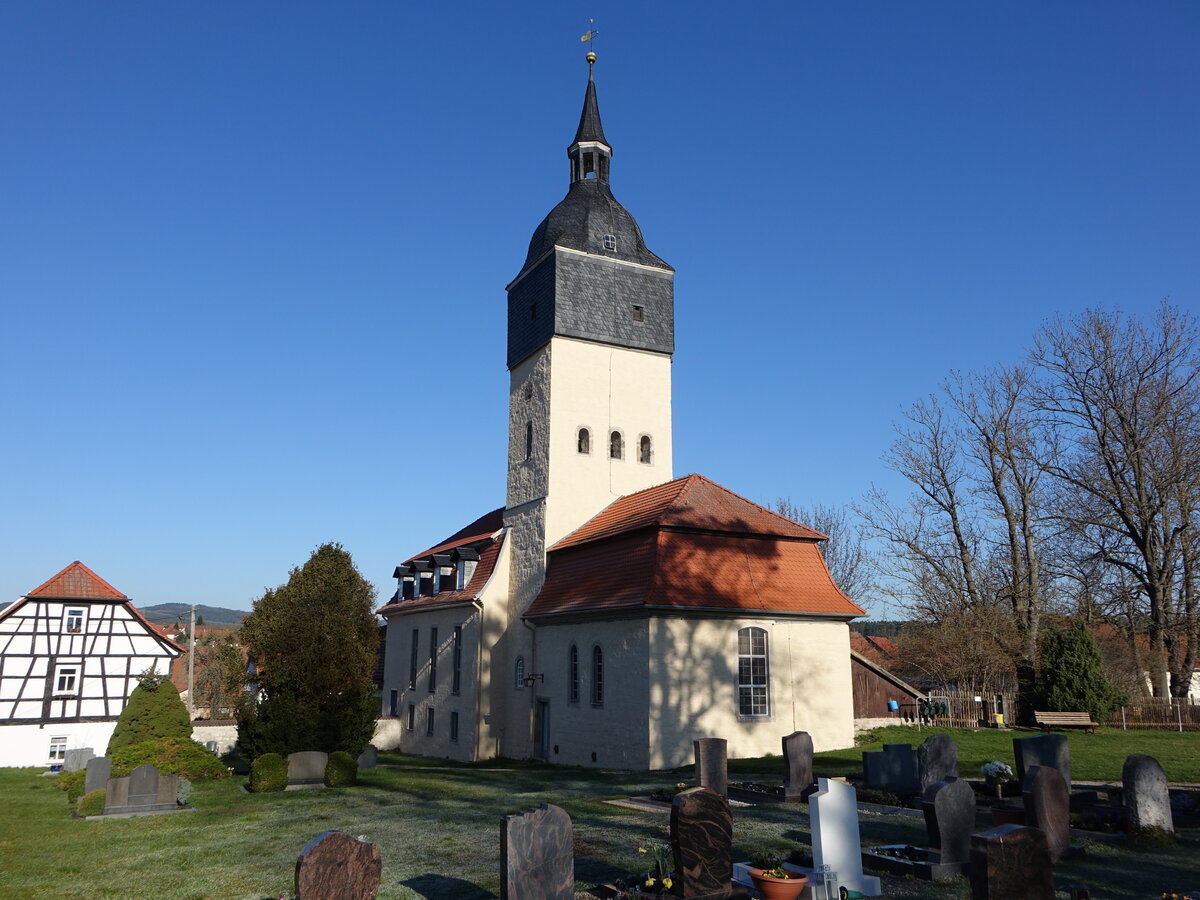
(747, 851, 808, 900)
(980, 761, 1016, 798)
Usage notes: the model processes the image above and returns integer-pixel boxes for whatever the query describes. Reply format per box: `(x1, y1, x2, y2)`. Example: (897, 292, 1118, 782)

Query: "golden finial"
(580, 17, 599, 65)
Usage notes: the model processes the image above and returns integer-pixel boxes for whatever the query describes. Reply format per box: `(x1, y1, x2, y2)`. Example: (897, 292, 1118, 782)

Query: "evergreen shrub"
(76, 789, 106, 818)
(56, 769, 86, 804)
(107, 671, 192, 755)
(110, 738, 229, 780)
(249, 753, 288, 792)
(1036, 620, 1127, 721)
(324, 750, 358, 787)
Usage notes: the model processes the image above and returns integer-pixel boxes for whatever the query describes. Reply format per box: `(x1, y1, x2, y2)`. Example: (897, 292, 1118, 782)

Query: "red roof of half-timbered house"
(26, 560, 127, 600)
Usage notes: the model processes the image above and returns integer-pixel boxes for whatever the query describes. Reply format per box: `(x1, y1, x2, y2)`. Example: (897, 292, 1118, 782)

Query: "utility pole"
(187, 604, 196, 721)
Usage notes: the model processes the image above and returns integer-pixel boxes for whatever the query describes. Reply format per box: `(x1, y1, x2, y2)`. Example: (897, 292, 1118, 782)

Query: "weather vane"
(580, 18, 599, 62)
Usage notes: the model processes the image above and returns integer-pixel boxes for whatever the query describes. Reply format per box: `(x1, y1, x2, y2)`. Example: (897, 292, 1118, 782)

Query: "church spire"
(568, 52, 611, 184)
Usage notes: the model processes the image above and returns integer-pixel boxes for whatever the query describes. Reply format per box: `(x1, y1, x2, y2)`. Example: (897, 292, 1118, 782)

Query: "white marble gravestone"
(810, 778, 881, 897)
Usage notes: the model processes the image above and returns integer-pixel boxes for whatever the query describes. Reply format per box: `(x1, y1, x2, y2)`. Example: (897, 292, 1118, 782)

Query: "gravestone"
(63, 748, 95, 772)
(295, 830, 382, 900)
(84, 756, 112, 795)
(968, 825, 1054, 900)
(671, 786, 733, 898)
(288, 751, 330, 785)
(918, 733, 959, 792)
(357, 744, 378, 770)
(1013, 734, 1070, 791)
(693, 738, 728, 799)
(102, 764, 179, 815)
(922, 778, 976, 866)
(782, 731, 814, 801)
(1123, 754, 1173, 833)
(863, 743, 920, 795)
(1022, 765, 1071, 862)
(810, 778, 881, 896)
(499, 804, 573, 900)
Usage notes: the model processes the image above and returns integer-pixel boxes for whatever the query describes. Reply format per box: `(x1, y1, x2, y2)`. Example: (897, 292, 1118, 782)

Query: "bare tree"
(772, 498, 876, 603)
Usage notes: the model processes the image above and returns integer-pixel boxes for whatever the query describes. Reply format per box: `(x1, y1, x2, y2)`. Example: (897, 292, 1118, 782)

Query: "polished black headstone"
(1022, 765, 1070, 862)
(968, 825, 1054, 900)
(782, 731, 814, 801)
(1013, 734, 1070, 790)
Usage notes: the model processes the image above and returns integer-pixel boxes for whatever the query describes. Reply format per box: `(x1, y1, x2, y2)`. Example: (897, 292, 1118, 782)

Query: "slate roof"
(573, 70, 608, 146)
(526, 475, 864, 621)
(26, 560, 127, 600)
(395, 507, 504, 567)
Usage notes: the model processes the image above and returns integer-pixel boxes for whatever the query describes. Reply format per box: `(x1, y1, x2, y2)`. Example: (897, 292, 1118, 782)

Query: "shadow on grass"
(400, 874, 497, 899)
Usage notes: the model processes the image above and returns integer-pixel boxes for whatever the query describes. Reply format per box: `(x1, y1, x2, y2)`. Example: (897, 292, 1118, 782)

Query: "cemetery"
(1, 725, 1197, 898)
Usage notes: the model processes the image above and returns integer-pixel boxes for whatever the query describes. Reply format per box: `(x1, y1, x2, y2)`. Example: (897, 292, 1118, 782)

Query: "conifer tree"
(107, 670, 192, 754)
(237, 543, 379, 759)
(1036, 620, 1126, 721)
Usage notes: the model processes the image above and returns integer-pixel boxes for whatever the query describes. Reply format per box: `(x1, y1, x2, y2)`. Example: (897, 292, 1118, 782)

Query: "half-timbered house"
(0, 561, 183, 767)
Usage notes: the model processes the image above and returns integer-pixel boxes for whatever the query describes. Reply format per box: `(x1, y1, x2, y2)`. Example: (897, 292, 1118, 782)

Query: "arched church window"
(577, 427, 591, 454)
(591, 645, 604, 707)
(515, 656, 525, 690)
(609, 431, 623, 460)
(737, 627, 770, 717)
(525, 421, 533, 460)
(638, 435, 652, 464)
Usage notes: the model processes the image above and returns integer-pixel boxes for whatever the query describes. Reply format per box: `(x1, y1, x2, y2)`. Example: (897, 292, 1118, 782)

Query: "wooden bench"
(1033, 710, 1099, 732)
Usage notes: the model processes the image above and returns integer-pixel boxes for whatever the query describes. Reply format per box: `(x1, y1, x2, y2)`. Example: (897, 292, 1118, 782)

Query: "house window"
(591, 646, 604, 707)
(428, 627, 438, 692)
(738, 627, 770, 717)
(452, 626, 463, 695)
(409, 629, 419, 690)
(577, 427, 591, 454)
(609, 431, 623, 460)
(49, 736, 67, 762)
(568, 644, 580, 705)
(450, 711, 459, 743)
(54, 664, 79, 695)
(407, 704, 415, 731)
(389, 690, 398, 717)
(515, 656, 525, 690)
(64, 608, 85, 634)
(525, 421, 533, 460)
(638, 435, 652, 464)
(426, 708, 435, 736)
(631, 304, 644, 322)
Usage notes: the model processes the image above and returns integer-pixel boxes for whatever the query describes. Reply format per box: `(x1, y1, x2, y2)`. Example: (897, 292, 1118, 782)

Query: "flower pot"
(748, 868, 808, 900)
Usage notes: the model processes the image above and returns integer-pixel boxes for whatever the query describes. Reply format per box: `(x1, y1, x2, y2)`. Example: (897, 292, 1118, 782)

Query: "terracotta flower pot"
(748, 868, 808, 900)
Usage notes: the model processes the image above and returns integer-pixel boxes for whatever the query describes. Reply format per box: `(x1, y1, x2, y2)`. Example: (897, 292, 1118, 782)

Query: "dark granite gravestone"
(1022, 765, 1071, 862)
(288, 751, 329, 785)
(1123, 754, 1174, 833)
(863, 743, 920, 795)
(693, 738, 728, 799)
(968, 825, 1054, 900)
(295, 830, 382, 900)
(84, 756, 112, 795)
(63, 748, 95, 772)
(1013, 734, 1070, 791)
(102, 764, 179, 816)
(918, 734, 959, 792)
(356, 744, 378, 770)
(499, 804, 573, 900)
(782, 731, 814, 801)
(671, 786, 732, 898)
(923, 778, 976, 867)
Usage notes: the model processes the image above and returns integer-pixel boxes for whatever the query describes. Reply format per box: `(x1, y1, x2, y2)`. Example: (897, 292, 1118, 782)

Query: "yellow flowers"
(663, 877, 673, 889)
(645, 877, 656, 887)
(639, 847, 648, 854)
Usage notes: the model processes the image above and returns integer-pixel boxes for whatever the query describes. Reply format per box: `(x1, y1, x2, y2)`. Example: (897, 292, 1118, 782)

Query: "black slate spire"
(568, 53, 611, 184)
(572, 59, 609, 147)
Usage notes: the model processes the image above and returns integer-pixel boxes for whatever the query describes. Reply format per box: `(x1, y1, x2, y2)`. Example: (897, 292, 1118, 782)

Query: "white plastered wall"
(648, 616, 855, 770)
(0, 721, 119, 768)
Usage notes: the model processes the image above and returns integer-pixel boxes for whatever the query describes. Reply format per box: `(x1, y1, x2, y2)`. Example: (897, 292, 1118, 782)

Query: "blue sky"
(3, 3, 1197, 616)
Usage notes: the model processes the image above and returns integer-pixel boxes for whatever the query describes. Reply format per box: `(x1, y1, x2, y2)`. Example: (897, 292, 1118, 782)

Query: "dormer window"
(603, 234, 616, 251)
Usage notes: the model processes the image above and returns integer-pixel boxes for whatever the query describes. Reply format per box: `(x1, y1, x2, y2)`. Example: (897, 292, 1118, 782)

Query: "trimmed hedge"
(111, 738, 229, 780)
(324, 751, 357, 787)
(249, 753, 288, 792)
(76, 789, 106, 818)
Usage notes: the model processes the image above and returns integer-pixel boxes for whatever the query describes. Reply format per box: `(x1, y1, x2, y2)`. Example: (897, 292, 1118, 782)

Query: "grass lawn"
(0, 731, 1195, 900)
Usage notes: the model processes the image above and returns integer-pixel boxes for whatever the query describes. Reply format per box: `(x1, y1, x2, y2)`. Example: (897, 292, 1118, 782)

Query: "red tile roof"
(397, 507, 504, 566)
(850, 632, 899, 664)
(26, 561, 127, 600)
(552, 474, 826, 550)
(527, 476, 863, 620)
(379, 520, 506, 616)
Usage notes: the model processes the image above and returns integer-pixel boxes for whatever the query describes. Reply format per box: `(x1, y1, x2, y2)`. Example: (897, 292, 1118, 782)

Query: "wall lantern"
(523, 673, 544, 688)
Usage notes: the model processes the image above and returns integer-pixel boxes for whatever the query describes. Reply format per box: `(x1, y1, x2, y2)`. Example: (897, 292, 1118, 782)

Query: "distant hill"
(850, 620, 909, 639)
(138, 603, 247, 628)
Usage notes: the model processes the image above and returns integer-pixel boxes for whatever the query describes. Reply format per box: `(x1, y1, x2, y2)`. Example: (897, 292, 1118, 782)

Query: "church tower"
(504, 54, 675, 565)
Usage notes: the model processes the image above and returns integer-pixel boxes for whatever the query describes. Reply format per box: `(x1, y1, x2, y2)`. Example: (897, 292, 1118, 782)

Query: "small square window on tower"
(603, 234, 616, 251)
(631, 305, 644, 322)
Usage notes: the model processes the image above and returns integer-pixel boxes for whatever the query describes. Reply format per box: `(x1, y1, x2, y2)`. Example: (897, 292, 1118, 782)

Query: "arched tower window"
(525, 421, 533, 460)
(609, 431, 623, 460)
(737, 627, 770, 717)
(638, 435, 652, 464)
(591, 645, 604, 707)
(568, 644, 580, 704)
(514, 656, 526, 690)
(577, 427, 591, 455)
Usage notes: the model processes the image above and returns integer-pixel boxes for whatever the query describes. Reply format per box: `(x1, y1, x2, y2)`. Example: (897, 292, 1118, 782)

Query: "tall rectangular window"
(450, 711, 459, 743)
(407, 704, 415, 731)
(54, 664, 79, 695)
(409, 629, 419, 690)
(425, 707, 435, 736)
(591, 646, 604, 707)
(452, 626, 462, 695)
(568, 644, 580, 705)
(428, 627, 438, 692)
(389, 690, 398, 717)
(64, 608, 85, 634)
(737, 627, 770, 717)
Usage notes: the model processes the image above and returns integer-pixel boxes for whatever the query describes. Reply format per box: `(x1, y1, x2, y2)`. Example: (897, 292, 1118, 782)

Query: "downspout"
(471, 599, 484, 762)
(523, 616, 538, 759)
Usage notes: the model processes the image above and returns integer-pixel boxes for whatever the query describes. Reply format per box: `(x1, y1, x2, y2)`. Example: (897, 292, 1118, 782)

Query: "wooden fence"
(1103, 700, 1200, 732)
(915, 688, 1018, 729)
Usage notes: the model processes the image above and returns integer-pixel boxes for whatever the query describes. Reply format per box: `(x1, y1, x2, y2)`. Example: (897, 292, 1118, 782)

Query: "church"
(377, 53, 865, 770)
